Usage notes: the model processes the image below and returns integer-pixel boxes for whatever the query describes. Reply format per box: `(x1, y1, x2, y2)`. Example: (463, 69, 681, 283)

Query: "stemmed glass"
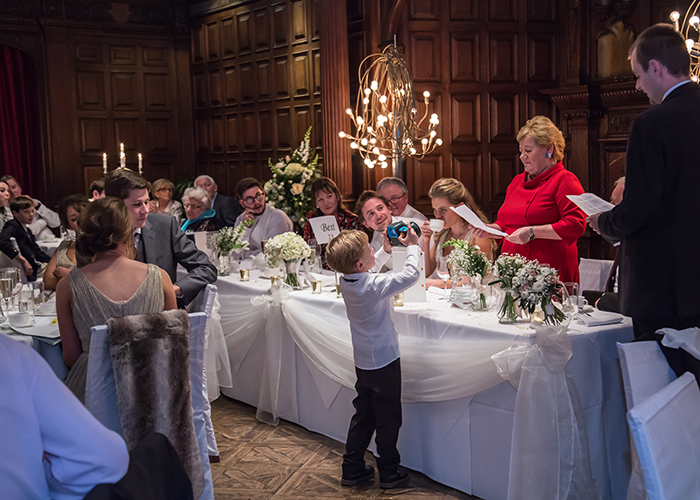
(0, 277, 13, 313)
(436, 260, 450, 300)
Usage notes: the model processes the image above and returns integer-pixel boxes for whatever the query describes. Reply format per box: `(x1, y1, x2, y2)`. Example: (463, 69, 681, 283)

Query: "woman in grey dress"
(43, 194, 89, 291)
(56, 197, 177, 403)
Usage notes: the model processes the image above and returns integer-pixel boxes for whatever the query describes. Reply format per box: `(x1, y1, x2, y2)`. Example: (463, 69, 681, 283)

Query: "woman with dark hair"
(56, 197, 177, 403)
(0, 180, 12, 230)
(43, 194, 90, 291)
(302, 177, 359, 269)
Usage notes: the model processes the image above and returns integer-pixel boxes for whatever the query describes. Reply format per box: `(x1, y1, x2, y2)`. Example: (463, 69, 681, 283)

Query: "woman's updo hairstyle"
(76, 197, 134, 261)
(428, 177, 489, 224)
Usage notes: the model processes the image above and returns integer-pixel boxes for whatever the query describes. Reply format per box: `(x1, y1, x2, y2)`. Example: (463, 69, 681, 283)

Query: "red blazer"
(495, 162, 585, 283)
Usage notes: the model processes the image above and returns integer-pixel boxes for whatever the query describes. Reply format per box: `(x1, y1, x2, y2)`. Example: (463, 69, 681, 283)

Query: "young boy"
(0, 196, 51, 280)
(325, 228, 420, 489)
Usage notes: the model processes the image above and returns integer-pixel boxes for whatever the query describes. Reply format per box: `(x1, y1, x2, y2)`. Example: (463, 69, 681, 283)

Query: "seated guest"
(0, 196, 51, 280)
(181, 187, 218, 232)
(377, 177, 427, 221)
(0, 333, 129, 499)
(0, 174, 60, 241)
(56, 197, 177, 403)
(0, 180, 12, 230)
(195, 174, 241, 228)
(235, 177, 293, 257)
(149, 178, 183, 224)
(355, 191, 398, 272)
(89, 178, 105, 201)
(43, 195, 90, 291)
(105, 169, 217, 307)
(302, 177, 359, 269)
(420, 178, 494, 287)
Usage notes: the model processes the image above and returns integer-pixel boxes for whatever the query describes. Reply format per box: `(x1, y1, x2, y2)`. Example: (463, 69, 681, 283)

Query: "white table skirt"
(214, 271, 633, 500)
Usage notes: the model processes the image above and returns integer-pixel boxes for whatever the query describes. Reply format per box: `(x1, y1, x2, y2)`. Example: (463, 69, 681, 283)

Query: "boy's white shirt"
(340, 245, 420, 370)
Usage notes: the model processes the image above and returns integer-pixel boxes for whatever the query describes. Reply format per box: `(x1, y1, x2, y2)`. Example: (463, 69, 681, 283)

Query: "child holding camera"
(325, 228, 420, 489)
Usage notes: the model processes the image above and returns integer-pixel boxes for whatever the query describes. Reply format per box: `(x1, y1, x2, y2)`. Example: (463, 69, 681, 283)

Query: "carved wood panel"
(190, 0, 321, 196)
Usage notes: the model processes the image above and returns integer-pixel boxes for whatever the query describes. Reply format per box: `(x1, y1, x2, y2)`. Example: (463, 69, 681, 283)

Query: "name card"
(309, 216, 340, 244)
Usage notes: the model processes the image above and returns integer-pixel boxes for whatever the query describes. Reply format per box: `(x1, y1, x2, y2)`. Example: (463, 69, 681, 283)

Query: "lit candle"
(120, 143, 124, 154)
(102, 153, 107, 174)
(120, 152, 125, 169)
(138, 153, 143, 175)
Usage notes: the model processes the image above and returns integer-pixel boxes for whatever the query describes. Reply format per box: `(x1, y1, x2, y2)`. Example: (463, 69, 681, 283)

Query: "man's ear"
(362, 219, 369, 229)
(648, 59, 664, 76)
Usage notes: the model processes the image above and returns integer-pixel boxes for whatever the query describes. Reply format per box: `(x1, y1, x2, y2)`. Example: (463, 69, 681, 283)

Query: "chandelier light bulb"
(694, 75, 699, 82)
(436, 139, 443, 146)
(372, 147, 380, 154)
(361, 138, 368, 146)
(350, 142, 358, 149)
(379, 95, 387, 104)
(423, 90, 430, 98)
(346, 108, 353, 116)
(381, 162, 388, 169)
(364, 88, 371, 95)
(338, 131, 346, 138)
(356, 116, 364, 125)
(399, 88, 406, 96)
(370, 138, 377, 144)
(370, 80, 378, 91)
(378, 154, 387, 161)
(671, 11, 680, 22)
(421, 138, 429, 145)
(409, 147, 416, 155)
(687, 39, 695, 51)
(363, 98, 370, 105)
(691, 16, 700, 29)
(367, 126, 373, 133)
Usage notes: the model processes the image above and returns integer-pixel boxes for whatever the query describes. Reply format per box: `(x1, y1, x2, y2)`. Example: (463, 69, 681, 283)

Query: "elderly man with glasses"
(234, 177, 292, 257)
(376, 177, 427, 222)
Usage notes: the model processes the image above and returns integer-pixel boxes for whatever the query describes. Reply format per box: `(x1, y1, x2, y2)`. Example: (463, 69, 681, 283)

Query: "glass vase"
(470, 275, 493, 311)
(497, 288, 519, 324)
(284, 259, 302, 290)
(217, 251, 232, 276)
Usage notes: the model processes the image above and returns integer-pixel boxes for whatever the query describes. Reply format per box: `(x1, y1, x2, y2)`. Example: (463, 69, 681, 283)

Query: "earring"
(545, 151, 552, 159)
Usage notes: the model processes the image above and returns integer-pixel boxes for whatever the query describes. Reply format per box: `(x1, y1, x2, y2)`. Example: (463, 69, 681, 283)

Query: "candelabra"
(671, 6, 700, 81)
(339, 44, 442, 173)
(102, 143, 144, 176)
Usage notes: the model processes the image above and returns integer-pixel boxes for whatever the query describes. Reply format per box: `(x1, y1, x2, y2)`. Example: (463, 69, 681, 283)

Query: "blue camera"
(386, 220, 421, 246)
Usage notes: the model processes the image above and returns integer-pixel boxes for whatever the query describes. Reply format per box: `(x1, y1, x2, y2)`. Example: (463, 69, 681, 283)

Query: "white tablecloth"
(37, 238, 62, 257)
(214, 270, 634, 500)
(1, 314, 67, 380)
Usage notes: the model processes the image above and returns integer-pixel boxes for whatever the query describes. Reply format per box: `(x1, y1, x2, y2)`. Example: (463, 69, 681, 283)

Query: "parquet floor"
(210, 396, 481, 500)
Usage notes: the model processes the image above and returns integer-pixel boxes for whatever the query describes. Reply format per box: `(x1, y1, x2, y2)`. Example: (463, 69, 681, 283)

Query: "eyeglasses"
(386, 193, 407, 205)
(183, 202, 203, 210)
(433, 207, 449, 217)
(242, 192, 265, 205)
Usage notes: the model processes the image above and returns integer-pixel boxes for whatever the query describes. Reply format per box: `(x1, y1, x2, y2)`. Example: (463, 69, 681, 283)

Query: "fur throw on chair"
(107, 309, 204, 499)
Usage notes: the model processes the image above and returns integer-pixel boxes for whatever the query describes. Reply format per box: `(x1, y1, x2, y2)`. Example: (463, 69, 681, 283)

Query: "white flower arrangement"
(214, 220, 253, 258)
(490, 253, 527, 290)
(442, 239, 491, 279)
(264, 127, 321, 225)
(264, 231, 311, 265)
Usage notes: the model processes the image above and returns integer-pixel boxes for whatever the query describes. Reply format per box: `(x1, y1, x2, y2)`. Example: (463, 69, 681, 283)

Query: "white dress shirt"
(28, 199, 60, 241)
(399, 203, 427, 221)
(235, 203, 293, 257)
(0, 334, 129, 499)
(340, 245, 420, 370)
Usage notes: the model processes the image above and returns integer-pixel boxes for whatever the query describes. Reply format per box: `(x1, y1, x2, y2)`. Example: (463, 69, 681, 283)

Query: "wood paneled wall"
(190, 0, 322, 196)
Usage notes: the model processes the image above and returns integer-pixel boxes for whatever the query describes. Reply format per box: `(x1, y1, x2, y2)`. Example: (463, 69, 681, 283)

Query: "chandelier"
(339, 44, 442, 170)
(671, 6, 700, 81)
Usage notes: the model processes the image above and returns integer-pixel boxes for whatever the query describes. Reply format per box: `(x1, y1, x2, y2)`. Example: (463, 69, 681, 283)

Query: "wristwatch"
(528, 226, 535, 242)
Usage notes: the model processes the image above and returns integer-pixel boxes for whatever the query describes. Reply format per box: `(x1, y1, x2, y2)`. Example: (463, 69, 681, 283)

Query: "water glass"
(311, 280, 322, 294)
(394, 292, 404, 307)
(31, 281, 44, 307)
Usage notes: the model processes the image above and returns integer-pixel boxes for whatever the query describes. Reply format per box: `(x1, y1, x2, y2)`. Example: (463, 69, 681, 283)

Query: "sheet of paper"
(309, 216, 340, 244)
(450, 206, 508, 237)
(566, 193, 615, 216)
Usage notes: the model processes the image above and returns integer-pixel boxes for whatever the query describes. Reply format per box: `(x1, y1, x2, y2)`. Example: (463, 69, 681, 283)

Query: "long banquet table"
(214, 270, 634, 500)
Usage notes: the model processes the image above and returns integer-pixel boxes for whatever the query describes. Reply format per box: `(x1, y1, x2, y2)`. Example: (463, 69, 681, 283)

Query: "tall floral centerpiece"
(443, 239, 492, 310)
(490, 253, 527, 323)
(264, 231, 312, 289)
(511, 260, 567, 325)
(213, 220, 253, 275)
(264, 127, 321, 227)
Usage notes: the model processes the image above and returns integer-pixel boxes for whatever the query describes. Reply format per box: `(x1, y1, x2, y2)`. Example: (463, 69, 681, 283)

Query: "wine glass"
(0, 278, 13, 313)
(436, 260, 450, 300)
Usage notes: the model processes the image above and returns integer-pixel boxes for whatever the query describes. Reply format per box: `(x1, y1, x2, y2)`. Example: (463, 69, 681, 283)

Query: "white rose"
(291, 183, 303, 195)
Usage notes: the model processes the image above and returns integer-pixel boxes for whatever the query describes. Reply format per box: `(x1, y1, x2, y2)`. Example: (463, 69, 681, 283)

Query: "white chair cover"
(579, 258, 614, 292)
(85, 312, 214, 500)
(617, 341, 676, 500)
(627, 372, 700, 500)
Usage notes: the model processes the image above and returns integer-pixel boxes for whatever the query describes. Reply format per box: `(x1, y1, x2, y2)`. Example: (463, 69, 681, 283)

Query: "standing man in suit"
(194, 175, 241, 228)
(0, 196, 51, 280)
(589, 24, 700, 379)
(105, 169, 216, 307)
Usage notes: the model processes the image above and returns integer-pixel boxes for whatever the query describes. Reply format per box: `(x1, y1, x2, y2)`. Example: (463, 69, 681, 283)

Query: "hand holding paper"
(566, 193, 614, 216)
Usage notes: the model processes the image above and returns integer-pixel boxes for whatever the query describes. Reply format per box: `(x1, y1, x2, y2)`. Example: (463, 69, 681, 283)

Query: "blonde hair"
(516, 116, 565, 163)
(152, 178, 175, 193)
(429, 178, 489, 224)
(325, 230, 369, 275)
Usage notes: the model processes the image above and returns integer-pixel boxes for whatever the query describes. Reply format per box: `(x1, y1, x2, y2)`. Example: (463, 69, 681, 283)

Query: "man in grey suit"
(194, 175, 241, 228)
(105, 169, 216, 307)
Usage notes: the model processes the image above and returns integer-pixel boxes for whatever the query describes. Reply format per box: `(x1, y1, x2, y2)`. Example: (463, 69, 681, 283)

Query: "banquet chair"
(186, 284, 220, 461)
(627, 372, 700, 500)
(579, 257, 615, 292)
(85, 311, 214, 500)
(617, 341, 677, 500)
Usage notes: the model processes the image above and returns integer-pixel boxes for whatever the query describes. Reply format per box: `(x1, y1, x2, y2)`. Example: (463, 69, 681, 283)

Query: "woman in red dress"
(475, 116, 586, 283)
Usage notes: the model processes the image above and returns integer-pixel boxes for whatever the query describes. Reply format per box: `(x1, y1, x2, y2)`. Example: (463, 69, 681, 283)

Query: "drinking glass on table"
(0, 278, 12, 313)
(436, 260, 450, 300)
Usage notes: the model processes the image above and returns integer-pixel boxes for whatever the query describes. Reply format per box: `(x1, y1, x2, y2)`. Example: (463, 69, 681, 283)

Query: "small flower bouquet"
(214, 220, 253, 258)
(264, 231, 312, 289)
(264, 127, 321, 225)
(490, 253, 527, 323)
(443, 239, 492, 309)
(511, 260, 566, 325)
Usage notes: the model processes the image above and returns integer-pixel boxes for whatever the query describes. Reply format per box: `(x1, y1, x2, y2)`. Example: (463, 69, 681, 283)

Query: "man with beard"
(355, 191, 399, 272)
(234, 177, 292, 257)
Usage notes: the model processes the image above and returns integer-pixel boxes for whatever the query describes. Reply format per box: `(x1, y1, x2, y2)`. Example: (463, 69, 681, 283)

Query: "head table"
(210, 268, 634, 500)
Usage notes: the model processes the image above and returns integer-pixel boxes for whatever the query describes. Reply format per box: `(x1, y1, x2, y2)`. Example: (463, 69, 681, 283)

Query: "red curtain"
(0, 45, 43, 200)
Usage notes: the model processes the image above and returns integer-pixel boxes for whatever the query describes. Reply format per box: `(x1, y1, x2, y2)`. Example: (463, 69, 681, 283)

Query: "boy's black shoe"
(380, 466, 409, 489)
(341, 466, 375, 486)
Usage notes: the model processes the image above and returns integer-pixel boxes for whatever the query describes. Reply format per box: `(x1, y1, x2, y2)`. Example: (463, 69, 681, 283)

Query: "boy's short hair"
(89, 178, 105, 195)
(235, 177, 263, 200)
(104, 169, 151, 200)
(354, 190, 389, 225)
(325, 230, 369, 275)
(10, 195, 33, 213)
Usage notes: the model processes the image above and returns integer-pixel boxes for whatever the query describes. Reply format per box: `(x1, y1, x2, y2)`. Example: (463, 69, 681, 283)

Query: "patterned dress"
(64, 263, 165, 403)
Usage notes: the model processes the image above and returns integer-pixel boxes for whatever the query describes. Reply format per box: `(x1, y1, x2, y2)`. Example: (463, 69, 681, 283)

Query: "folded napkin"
(579, 309, 623, 327)
(307, 272, 336, 288)
(427, 286, 446, 297)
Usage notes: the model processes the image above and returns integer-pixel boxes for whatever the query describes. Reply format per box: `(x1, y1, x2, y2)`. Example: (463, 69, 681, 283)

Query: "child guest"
(325, 228, 420, 489)
(0, 195, 51, 280)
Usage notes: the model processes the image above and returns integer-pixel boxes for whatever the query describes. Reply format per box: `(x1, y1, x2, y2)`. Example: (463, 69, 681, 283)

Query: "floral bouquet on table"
(264, 231, 312, 289)
(264, 127, 321, 226)
(511, 260, 567, 325)
(443, 239, 492, 309)
(489, 253, 527, 323)
(213, 220, 254, 275)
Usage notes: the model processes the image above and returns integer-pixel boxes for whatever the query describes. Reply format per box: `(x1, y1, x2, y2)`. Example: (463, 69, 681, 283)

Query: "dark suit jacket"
(0, 218, 50, 278)
(138, 213, 217, 306)
(212, 193, 241, 228)
(598, 82, 700, 319)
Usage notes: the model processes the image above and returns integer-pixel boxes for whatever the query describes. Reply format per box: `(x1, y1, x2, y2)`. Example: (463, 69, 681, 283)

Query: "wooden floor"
(210, 395, 481, 499)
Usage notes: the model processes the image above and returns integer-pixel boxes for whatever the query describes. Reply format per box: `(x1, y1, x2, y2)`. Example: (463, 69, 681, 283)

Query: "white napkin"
(427, 286, 446, 297)
(579, 309, 623, 327)
(659, 327, 700, 360)
(308, 272, 336, 288)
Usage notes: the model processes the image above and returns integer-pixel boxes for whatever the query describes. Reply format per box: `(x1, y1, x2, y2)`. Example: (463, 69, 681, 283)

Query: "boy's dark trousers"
(342, 358, 402, 481)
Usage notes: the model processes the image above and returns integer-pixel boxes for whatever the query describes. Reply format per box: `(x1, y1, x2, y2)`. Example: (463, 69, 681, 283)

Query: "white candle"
(120, 152, 125, 169)
(102, 153, 107, 174)
(138, 153, 143, 175)
(120, 143, 124, 154)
